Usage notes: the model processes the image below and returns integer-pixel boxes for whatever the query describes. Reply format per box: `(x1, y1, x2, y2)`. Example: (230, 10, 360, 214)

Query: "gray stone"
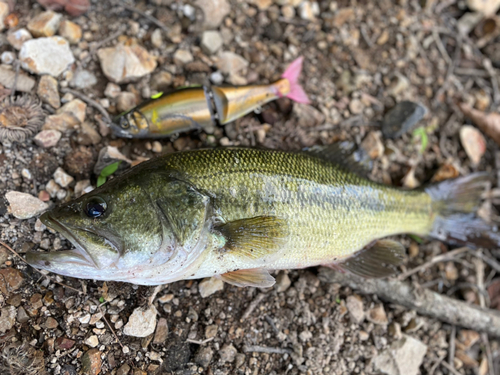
(5, 191, 48, 219)
(275, 271, 291, 293)
(123, 305, 157, 338)
(57, 99, 87, 123)
(1, 52, 15, 65)
(201, 31, 223, 55)
(173, 49, 193, 65)
(116, 92, 137, 113)
(20, 37, 75, 77)
(382, 101, 428, 139)
(104, 82, 121, 99)
(70, 70, 97, 89)
(198, 277, 224, 298)
(195, 347, 213, 367)
(77, 122, 101, 146)
(372, 335, 427, 375)
(220, 344, 237, 363)
(151, 29, 163, 48)
(153, 318, 168, 344)
(37, 75, 60, 108)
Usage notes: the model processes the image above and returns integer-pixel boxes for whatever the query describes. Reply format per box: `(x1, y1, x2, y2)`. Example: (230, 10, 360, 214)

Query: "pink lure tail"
(281, 56, 310, 104)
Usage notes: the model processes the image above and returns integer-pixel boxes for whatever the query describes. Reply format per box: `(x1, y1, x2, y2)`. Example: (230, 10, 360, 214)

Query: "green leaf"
(408, 234, 423, 244)
(99, 296, 105, 303)
(100, 161, 121, 178)
(151, 91, 163, 99)
(97, 175, 106, 187)
(412, 127, 428, 154)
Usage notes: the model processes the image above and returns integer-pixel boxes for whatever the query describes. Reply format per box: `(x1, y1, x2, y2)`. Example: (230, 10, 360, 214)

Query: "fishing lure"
(109, 57, 310, 138)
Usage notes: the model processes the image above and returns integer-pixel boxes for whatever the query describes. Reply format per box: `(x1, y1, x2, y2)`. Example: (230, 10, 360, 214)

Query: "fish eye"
(84, 197, 108, 218)
(119, 116, 130, 129)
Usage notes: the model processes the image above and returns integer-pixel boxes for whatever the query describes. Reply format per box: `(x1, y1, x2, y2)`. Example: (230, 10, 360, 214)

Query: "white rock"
(460, 125, 486, 165)
(20, 37, 75, 77)
(104, 82, 121, 99)
(84, 335, 99, 348)
(151, 29, 163, 48)
(57, 99, 87, 123)
(74, 180, 91, 198)
(372, 335, 428, 375)
(70, 70, 97, 89)
(467, 0, 500, 16)
(0, 65, 36, 93)
(45, 179, 61, 198)
(1, 52, 15, 65)
(198, 277, 224, 298)
(0, 306, 16, 333)
(217, 52, 248, 75)
(195, 0, 230, 29)
(173, 49, 193, 65)
(7, 28, 33, 50)
(5, 191, 48, 219)
(54, 167, 74, 188)
(299, 1, 315, 21)
(201, 31, 223, 55)
(0, 2, 9, 32)
(97, 44, 157, 84)
(346, 296, 365, 324)
(123, 305, 158, 338)
(34, 130, 61, 148)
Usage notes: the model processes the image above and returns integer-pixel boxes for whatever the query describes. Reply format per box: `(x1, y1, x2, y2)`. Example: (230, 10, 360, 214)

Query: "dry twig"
(318, 268, 500, 337)
(242, 345, 292, 354)
(121, 3, 169, 33)
(241, 293, 266, 321)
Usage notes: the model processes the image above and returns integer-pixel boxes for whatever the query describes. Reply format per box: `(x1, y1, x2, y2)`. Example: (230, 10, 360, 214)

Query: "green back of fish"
(143, 148, 432, 266)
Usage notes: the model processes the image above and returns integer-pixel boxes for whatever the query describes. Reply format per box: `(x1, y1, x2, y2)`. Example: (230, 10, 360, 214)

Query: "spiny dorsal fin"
(303, 141, 373, 176)
(332, 239, 406, 278)
(216, 216, 289, 260)
(218, 269, 275, 288)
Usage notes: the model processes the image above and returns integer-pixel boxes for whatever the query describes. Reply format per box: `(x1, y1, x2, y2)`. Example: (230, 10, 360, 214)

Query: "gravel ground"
(1, 0, 500, 374)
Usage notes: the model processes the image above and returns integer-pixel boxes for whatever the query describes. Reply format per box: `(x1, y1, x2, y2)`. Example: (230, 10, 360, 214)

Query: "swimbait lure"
(109, 57, 309, 138)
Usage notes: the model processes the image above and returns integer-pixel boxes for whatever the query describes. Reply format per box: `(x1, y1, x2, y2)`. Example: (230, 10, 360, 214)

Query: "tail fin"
(281, 57, 310, 104)
(426, 173, 500, 249)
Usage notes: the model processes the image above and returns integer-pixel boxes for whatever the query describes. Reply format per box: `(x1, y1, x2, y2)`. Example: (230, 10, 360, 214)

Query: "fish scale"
(158, 148, 432, 273)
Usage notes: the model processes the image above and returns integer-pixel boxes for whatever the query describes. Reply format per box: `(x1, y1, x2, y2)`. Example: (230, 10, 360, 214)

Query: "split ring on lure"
(109, 57, 310, 139)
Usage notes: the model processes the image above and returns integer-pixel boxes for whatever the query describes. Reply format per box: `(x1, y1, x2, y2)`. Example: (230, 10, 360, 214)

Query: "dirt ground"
(1, 0, 500, 374)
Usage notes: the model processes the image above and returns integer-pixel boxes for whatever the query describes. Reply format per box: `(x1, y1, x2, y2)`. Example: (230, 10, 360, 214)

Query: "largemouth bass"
(109, 57, 309, 139)
(26, 146, 499, 287)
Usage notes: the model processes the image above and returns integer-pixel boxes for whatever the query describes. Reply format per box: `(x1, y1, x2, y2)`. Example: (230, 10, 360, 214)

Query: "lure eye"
(84, 197, 108, 218)
(119, 116, 130, 129)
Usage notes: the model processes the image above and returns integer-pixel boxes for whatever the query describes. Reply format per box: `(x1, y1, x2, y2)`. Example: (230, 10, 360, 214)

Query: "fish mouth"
(108, 121, 135, 138)
(25, 212, 99, 269)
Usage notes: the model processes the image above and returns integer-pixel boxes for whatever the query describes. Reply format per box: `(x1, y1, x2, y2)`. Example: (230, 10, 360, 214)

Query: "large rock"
(0, 65, 36, 92)
(5, 191, 48, 219)
(97, 44, 157, 84)
(372, 335, 427, 375)
(123, 305, 157, 338)
(20, 37, 75, 77)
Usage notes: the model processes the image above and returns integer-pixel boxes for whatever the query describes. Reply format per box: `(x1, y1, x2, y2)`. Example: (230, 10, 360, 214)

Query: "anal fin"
(329, 240, 406, 278)
(218, 269, 276, 288)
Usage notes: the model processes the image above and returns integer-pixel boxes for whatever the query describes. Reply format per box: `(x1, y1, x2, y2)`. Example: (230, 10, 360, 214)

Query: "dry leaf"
(459, 102, 500, 145)
(487, 278, 500, 310)
(431, 163, 459, 182)
(459, 125, 486, 165)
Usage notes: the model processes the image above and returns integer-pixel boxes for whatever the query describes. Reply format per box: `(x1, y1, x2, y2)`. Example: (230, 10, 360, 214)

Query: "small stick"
(475, 254, 486, 308)
(60, 88, 111, 123)
(121, 3, 169, 33)
(397, 247, 469, 281)
(448, 325, 456, 369)
(432, 30, 451, 64)
(186, 337, 214, 345)
(441, 360, 463, 375)
(10, 60, 20, 99)
(242, 345, 292, 354)
(241, 293, 266, 321)
(429, 354, 446, 375)
(318, 268, 500, 337)
(0, 241, 83, 295)
(97, 301, 124, 349)
(481, 333, 496, 375)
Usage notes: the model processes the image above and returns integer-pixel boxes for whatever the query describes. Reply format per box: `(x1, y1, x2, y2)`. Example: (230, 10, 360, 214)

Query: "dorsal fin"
(303, 141, 373, 176)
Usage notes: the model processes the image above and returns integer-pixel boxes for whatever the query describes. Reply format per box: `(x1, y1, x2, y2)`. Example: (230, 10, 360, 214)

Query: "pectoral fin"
(329, 240, 406, 278)
(218, 269, 275, 288)
(216, 216, 289, 260)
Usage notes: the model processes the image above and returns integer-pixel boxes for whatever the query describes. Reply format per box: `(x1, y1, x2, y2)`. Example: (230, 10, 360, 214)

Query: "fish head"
(25, 170, 187, 284)
(110, 110, 150, 138)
